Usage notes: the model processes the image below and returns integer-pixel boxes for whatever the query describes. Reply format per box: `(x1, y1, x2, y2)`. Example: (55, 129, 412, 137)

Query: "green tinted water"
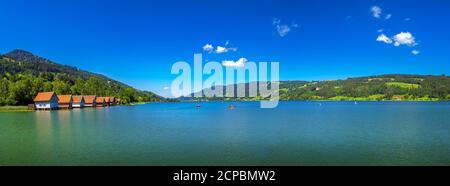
(1, 101, 449, 165)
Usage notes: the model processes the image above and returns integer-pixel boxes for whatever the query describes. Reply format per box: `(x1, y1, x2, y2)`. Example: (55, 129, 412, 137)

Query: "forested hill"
(279, 74, 450, 101)
(187, 74, 450, 101)
(0, 49, 165, 106)
(2, 49, 127, 86)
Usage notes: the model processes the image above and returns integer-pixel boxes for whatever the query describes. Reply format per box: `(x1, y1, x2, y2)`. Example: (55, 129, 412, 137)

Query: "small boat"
(195, 104, 201, 108)
(228, 105, 236, 109)
(354, 101, 358, 105)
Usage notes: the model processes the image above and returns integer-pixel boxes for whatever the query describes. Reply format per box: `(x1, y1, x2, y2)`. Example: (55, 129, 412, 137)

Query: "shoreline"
(184, 99, 449, 102)
(129, 102, 150, 106)
(0, 102, 148, 113)
(0, 106, 33, 113)
(2, 100, 448, 112)
(178, 100, 450, 105)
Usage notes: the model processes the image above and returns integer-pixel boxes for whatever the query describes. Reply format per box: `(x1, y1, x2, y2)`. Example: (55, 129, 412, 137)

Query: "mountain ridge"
(0, 49, 166, 105)
(184, 74, 450, 101)
(2, 49, 129, 87)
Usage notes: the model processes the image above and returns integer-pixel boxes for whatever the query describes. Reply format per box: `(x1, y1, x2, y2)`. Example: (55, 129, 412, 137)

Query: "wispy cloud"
(371, 6, 382, 18)
(215, 46, 237, 54)
(371, 6, 392, 20)
(203, 44, 214, 53)
(203, 43, 237, 54)
(376, 34, 393, 44)
(222, 58, 248, 68)
(412, 50, 420, 55)
(273, 18, 298, 37)
(163, 86, 170, 90)
(385, 14, 392, 20)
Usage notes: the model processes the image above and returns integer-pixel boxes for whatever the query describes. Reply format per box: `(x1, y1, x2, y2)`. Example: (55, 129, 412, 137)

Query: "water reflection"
(33, 111, 57, 162)
(1, 102, 449, 165)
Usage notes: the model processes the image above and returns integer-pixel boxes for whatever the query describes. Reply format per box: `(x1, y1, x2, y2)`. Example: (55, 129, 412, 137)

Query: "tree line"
(1, 50, 167, 106)
(280, 74, 450, 100)
(0, 71, 164, 106)
(188, 75, 450, 101)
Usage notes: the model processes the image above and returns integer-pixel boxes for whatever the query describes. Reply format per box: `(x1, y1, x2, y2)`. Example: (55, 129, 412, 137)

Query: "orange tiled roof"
(95, 97, 105, 103)
(34, 92, 56, 102)
(57, 95, 72, 104)
(84, 95, 96, 104)
(72, 96, 84, 103)
(104, 97, 110, 102)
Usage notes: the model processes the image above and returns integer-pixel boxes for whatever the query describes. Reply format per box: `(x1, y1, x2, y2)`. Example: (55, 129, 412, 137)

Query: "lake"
(1, 101, 449, 165)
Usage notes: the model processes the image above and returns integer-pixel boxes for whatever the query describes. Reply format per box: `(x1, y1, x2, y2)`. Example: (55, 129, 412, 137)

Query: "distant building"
(57, 95, 73, 109)
(83, 95, 96, 107)
(95, 97, 106, 107)
(72, 96, 85, 108)
(104, 97, 111, 106)
(109, 97, 116, 105)
(34, 92, 58, 110)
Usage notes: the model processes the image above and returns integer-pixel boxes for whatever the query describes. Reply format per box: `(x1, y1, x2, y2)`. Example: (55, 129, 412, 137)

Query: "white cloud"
(371, 6, 382, 18)
(273, 18, 298, 37)
(216, 46, 228, 54)
(203, 44, 214, 53)
(222, 58, 248, 68)
(203, 42, 237, 54)
(376, 32, 421, 55)
(377, 32, 418, 47)
(376, 34, 393, 44)
(371, 6, 392, 20)
(377, 29, 384, 33)
(163, 86, 170, 90)
(385, 14, 392, 20)
(215, 46, 237, 54)
(393, 32, 417, 46)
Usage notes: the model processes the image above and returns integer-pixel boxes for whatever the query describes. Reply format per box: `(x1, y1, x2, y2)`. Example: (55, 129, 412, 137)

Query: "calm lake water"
(1, 101, 449, 165)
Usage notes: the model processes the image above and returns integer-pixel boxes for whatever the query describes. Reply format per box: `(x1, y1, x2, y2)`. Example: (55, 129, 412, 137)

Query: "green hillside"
(280, 74, 450, 101)
(0, 49, 166, 106)
(187, 74, 450, 101)
(2, 49, 448, 105)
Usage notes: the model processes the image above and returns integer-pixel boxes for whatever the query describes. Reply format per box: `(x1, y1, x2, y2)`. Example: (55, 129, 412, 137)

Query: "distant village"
(32, 92, 121, 110)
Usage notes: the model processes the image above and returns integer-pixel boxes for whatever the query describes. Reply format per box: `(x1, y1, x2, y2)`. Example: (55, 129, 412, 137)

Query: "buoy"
(228, 105, 236, 109)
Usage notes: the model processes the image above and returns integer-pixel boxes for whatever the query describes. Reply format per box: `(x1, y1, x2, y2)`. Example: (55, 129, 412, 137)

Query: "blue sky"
(1, 0, 450, 97)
